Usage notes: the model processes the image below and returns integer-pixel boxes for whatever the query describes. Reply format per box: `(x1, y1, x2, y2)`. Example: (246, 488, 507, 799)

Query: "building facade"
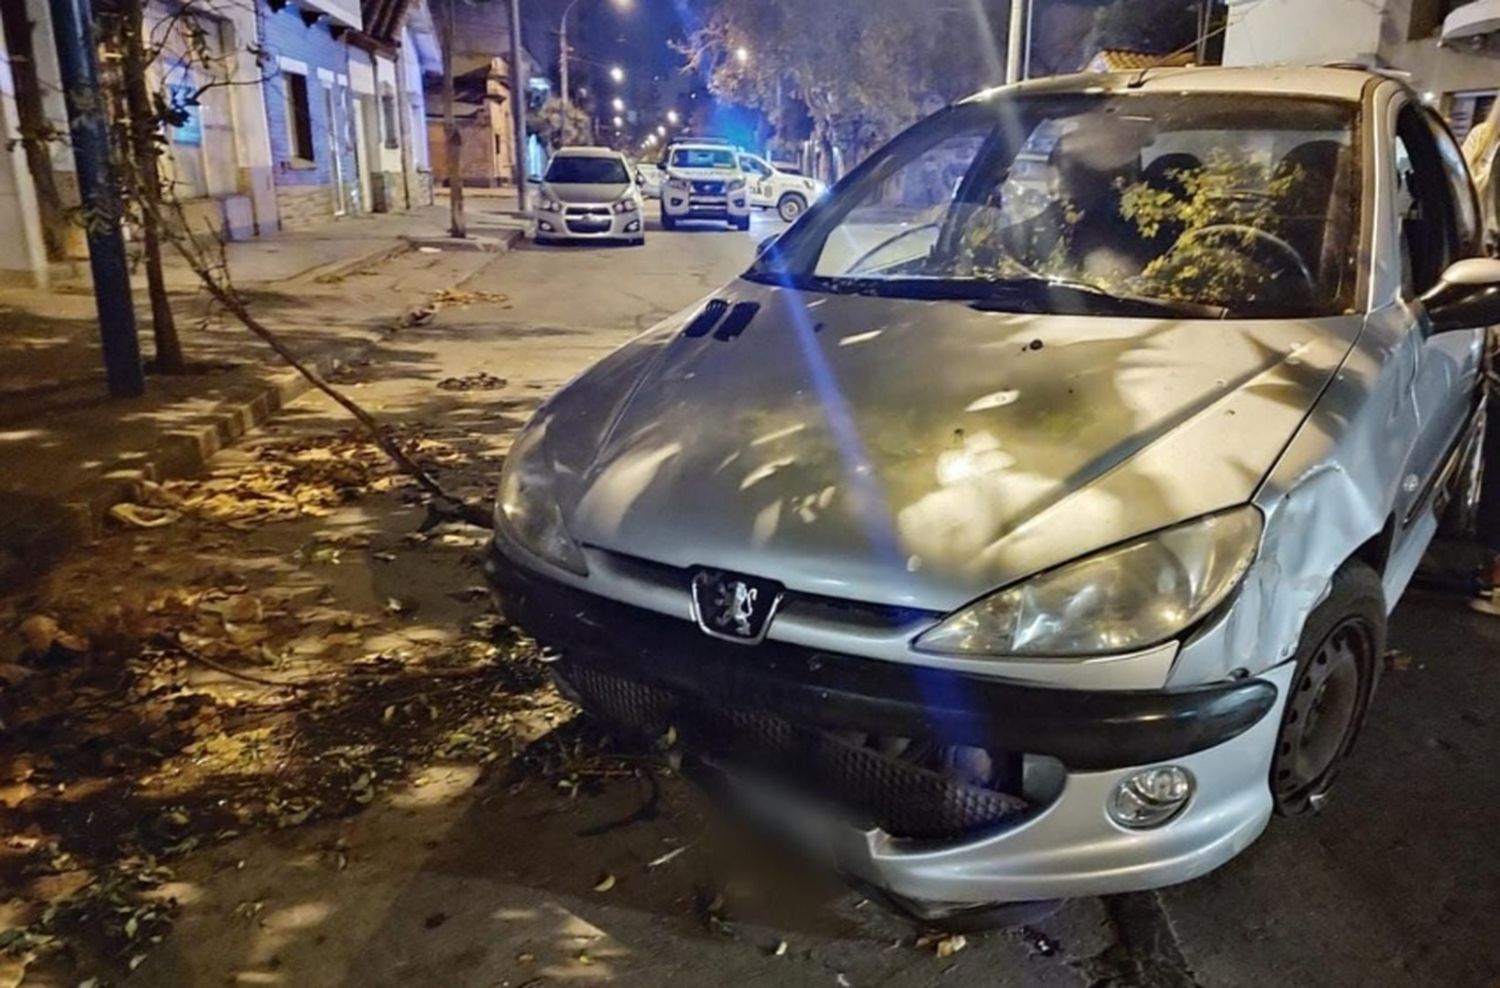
(0, 0, 436, 286)
(1223, 0, 1500, 140)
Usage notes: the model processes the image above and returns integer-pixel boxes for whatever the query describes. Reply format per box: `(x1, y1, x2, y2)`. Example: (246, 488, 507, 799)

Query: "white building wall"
(0, 32, 48, 286)
(401, 26, 431, 173)
(214, 0, 278, 236)
(1221, 0, 1386, 66)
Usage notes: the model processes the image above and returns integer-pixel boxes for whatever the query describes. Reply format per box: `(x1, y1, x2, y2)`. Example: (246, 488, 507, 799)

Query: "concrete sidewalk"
(0, 204, 527, 590)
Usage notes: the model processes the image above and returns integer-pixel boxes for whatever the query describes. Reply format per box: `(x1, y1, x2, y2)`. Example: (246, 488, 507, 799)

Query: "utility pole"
(1005, 0, 1028, 85)
(48, 0, 144, 397)
(1196, 0, 1212, 65)
(441, 0, 465, 238)
(507, 0, 529, 212)
(558, 14, 570, 146)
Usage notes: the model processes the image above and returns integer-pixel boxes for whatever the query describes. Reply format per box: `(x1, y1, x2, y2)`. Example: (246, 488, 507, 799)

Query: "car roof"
(552, 146, 624, 158)
(670, 143, 739, 152)
(964, 65, 1376, 104)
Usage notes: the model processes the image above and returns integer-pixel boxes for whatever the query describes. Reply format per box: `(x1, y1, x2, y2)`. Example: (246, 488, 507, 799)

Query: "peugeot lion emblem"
(690, 569, 784, 645)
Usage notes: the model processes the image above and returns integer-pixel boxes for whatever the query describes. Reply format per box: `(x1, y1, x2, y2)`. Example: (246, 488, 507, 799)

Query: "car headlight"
(613, 197, 639, 214)
(666, 177, 690, 192)
(539, 195, 563, 213)
(914, 507, 1262, 658)
(495, 420, 588, 576)
(727, 178, 747, 192)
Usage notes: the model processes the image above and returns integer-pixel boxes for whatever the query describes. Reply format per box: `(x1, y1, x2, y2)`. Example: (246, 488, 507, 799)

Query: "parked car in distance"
(739, 152, 827, 222)
(635, 161, 666, 200)
(535, 147, 646, 246)
(488, 67, 1494, 918)
(661, 143, 752, 231)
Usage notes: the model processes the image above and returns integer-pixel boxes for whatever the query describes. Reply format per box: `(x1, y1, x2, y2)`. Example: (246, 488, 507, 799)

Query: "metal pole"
(1023, 0, 1036, 80)
(508, 0, 528, 212)
(48, 0, 144, 397)
(1005, 0, 1027, 85)
(558, 10, 570, 147)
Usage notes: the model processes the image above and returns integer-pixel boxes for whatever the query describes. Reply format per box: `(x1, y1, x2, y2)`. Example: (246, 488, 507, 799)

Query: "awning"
(1444, 0, 1500, 42)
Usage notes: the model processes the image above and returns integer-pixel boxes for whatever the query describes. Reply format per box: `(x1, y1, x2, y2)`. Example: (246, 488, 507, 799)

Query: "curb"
(307, 241, 415, 284)
(0, 340, 371, 594)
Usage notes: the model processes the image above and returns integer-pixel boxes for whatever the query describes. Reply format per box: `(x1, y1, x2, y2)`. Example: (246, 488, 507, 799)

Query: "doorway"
(324, 85, 346, 215)
(352, 95, 377, 213)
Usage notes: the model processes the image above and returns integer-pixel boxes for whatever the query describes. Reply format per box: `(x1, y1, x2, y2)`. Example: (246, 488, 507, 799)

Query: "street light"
(734, 46, 749, 64)
(613, 115, 624, 128)
(558, 0, 631, 146)
(612, 97, 625, 112)
(666, 109, 679, 124)
(656, 125, 666, 136)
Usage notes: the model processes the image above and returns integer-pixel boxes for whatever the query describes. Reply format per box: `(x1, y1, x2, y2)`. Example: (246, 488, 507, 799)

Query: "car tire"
(734, 215, 751, 232)
(1269, 559, 1385, 817)
(631, 236, 646, 247)
(777, 193, 808, 223)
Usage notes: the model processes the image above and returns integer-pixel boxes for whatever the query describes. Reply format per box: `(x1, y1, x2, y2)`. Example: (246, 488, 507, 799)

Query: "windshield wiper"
(969, 277, 1230, 319)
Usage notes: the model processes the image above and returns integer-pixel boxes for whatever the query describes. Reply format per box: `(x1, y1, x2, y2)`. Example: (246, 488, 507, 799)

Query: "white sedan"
(534, 147, 646, 246)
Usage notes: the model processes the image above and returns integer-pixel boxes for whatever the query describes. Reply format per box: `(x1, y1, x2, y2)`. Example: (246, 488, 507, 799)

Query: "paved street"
(5, 209, 1499, 988)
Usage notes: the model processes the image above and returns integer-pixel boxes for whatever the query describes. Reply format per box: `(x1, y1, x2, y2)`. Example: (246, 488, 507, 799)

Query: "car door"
(740, 155, 775, 207)
(1390, 102, 1487, 531)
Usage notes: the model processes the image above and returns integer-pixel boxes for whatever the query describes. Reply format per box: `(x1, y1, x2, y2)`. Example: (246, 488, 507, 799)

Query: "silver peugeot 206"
(486, 66, 1498, 916)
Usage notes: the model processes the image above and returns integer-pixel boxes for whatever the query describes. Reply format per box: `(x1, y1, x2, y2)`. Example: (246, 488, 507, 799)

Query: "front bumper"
(663, 190, 751, 220)
(536, 208, 644, 240)
(486, 544, 1286, 904)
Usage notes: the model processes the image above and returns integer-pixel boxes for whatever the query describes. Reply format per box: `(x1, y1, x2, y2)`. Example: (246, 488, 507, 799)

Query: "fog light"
(539, 220, 554, 232)
(625, 219, 641, 232)
(1108, 766, 1194, 829)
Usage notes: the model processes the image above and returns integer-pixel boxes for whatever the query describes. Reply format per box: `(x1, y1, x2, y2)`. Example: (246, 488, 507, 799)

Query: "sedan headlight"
(495, 420, 588, 576)
(539, 195, 564, 213)
(613, 197, 640, 214)
(914, 507, 1262, 658)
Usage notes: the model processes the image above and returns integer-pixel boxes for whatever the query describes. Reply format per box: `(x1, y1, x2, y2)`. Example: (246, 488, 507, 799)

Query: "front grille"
(560, 660, 1030, 840)
(692, 180, 726, 195)
(589, 548, 940, 632)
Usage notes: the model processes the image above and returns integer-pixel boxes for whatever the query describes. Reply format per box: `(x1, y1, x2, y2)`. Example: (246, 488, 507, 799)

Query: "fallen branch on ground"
(147, 199, 493, 530)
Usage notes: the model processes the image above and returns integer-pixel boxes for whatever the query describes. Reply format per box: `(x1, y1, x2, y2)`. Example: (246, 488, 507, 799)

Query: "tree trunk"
(0, 0, 69, 261)
(117, 0, 184, 373)
(441, 0, 465, 238)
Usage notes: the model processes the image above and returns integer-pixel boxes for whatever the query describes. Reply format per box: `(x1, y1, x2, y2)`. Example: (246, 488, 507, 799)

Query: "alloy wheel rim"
(1274, 619, 1370, 801)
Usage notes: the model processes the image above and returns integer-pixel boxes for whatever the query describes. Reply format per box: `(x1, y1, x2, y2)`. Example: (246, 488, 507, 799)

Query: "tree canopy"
(677, 0, 1003, 173)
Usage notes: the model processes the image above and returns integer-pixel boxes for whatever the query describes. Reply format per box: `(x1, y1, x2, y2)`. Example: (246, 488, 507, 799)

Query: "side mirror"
(1421, 258, 1500, 332)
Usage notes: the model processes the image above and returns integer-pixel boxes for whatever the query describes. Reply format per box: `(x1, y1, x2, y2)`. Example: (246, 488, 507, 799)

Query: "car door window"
(1421, 108, 1483, 259)
(743, 157, 772, 179)
(1394, 105, 1478, 297)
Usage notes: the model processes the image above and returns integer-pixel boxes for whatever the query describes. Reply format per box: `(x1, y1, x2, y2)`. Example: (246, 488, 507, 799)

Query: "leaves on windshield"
(948, 149, 1329, 312)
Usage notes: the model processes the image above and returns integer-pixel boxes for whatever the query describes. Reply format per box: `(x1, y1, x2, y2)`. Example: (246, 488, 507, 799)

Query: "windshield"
(748, 93, 1362, 317)
(672, 147, 738, 170)
(545, 156, 630, 185)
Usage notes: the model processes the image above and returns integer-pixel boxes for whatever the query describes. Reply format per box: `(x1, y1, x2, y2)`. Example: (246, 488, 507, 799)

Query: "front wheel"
(1270, 560, 1384, 816)
(734, 215, 751, 232)
(777, 193, 808, 223)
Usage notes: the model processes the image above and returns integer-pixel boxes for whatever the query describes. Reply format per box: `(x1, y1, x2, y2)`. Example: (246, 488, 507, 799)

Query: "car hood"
(543, 181, 630, 203)
(536, 279, 1361, 612)
(667, 167, 738, 181)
